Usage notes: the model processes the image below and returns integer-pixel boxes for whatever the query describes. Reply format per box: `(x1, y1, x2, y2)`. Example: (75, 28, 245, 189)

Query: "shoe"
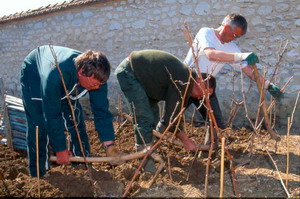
(106, 145, 125, 165)
(156, 121, 166, 133)
(142, 157, 157, 173)
(136, 143, 157, 174)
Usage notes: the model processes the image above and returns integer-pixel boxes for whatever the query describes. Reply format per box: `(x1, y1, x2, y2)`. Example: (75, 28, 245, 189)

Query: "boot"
(136, 143, 157, 174)
(156, 121, 166, 133)
(106, 145, 124, 165)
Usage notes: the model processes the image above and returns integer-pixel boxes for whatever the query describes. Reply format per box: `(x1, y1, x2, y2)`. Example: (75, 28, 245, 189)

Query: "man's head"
(191, 73, 216, 99)
(75, 50, 111, 90)
(219, 13, 247, 43)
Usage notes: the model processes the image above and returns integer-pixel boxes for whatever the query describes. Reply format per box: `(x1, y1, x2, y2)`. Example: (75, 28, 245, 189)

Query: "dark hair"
(74, 50, 111, 83)
(222, 13, 248, 34)
(201, 73, 216, 92)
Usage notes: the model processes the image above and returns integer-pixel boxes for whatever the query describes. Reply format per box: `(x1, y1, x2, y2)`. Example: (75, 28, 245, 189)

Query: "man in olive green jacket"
(115, 49, 215, 172)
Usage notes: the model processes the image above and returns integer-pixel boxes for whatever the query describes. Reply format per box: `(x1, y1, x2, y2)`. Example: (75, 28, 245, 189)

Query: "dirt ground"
(0, 120, 299, 198)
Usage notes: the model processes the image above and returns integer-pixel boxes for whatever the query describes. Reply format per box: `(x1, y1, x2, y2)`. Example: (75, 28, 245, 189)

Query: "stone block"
(167, 11, 176, 17)
(34, 22, 44, 29)
(251, 16, 263, 25)
(109, 21, 123, 30)
(132, 19, 146, 29)
(243, 8, 255, 16)
(275, 3, 290, 12)
(82, 10, 94, 18)
(231, 6, 241, 13)
(257, 5, 273, 15)
(165, 0, 176, 4)
(116, 7, 124, 11)
(72, 19, 83, 26)
(195, 2, 210, 15)
(295, 19, 300, 27)
(180, 5, 192, 16)
(161, 19, 171, 26)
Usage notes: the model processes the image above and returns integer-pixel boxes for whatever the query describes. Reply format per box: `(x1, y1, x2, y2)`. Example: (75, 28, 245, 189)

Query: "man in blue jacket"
(21, 45, 121, 177)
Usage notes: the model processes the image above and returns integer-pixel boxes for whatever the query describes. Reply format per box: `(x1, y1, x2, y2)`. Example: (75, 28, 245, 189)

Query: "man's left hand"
(267, 84, 284, 100)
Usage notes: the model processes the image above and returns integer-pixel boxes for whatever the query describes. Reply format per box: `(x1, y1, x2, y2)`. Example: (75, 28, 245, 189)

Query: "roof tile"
(0, 0, 103, 24)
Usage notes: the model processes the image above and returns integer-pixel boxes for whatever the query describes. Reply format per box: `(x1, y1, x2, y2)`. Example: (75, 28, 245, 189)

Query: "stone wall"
(0, 0, 299, 129)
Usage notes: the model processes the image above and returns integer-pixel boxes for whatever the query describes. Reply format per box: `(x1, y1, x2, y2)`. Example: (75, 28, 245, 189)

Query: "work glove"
(234, 52, 259, 66)
(105, 145, 125, 165)
(267, 83, 284, 100)
(56, 149, 72, 164)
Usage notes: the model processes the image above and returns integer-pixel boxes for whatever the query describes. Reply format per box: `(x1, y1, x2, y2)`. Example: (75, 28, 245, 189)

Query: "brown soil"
(0, 121, 299, 197)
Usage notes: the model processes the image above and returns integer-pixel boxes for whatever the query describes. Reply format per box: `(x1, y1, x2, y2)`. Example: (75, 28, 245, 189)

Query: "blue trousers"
(21, 86, 90, 177)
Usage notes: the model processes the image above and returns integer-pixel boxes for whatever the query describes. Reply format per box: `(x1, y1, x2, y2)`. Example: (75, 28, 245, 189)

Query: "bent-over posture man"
(184, 13, 283, 128)
(115, 49, 215, 172)
(21, 45, 121, 177)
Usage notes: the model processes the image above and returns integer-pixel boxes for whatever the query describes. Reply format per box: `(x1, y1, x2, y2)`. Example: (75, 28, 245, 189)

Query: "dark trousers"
(188, 92, 225, 129)
(115, 58, 159, 145)
(22, 86, 49, 177)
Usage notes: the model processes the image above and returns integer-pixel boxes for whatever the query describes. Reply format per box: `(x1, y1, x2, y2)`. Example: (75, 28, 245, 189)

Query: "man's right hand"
(56, 150, 72, 164)
(176, 131, 198, 152)
(234, 52, 259, 66)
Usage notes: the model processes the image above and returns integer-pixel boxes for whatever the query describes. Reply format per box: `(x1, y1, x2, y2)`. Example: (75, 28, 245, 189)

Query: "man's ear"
(224, 24, 231, 31)
(77, 68, 83, 75)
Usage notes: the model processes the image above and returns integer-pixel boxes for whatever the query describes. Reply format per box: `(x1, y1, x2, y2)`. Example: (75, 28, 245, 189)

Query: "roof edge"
(0, 0, 104, 24)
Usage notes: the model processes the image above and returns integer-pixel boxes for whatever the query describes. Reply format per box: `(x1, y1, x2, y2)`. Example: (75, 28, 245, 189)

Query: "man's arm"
(204, 48, 236, 62)
(204, 48, 259, 66)
(89, 83, 115, 142)
(242, 65, 265, 83)
(242, 65, 284, 99)
(204, 48, 262, 81)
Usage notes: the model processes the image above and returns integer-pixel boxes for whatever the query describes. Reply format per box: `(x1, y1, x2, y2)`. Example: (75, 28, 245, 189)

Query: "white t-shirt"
(184, 27, 245, 76)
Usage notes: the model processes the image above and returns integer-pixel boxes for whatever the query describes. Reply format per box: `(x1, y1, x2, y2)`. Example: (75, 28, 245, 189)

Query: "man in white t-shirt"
(184, 13, 283, 129)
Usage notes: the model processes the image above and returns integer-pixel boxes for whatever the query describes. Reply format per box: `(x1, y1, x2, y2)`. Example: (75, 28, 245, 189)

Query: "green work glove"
(267, 84, 284, 100)
(244, 53, 259, 65)
(234, 52, 259, 66)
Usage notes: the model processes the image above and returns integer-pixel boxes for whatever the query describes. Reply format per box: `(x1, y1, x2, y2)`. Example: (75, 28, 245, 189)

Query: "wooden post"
(4, 105, 14, 151)
(220, 137, 225, 198)
(286, 117, 290, 188)
(252, 65, 280, 141)
(36, 126, 40, 198)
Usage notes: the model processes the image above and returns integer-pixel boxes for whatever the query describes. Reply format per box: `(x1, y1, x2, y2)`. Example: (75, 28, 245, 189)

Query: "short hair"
(221, 13, 248, 34)
(191, 70, 216, 92)
(201, 73, 216, 92)
(74, 50, 111, 83)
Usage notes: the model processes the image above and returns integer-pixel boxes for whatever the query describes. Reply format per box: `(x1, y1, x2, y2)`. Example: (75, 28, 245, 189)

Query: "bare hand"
(56, 150, 72, 164)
